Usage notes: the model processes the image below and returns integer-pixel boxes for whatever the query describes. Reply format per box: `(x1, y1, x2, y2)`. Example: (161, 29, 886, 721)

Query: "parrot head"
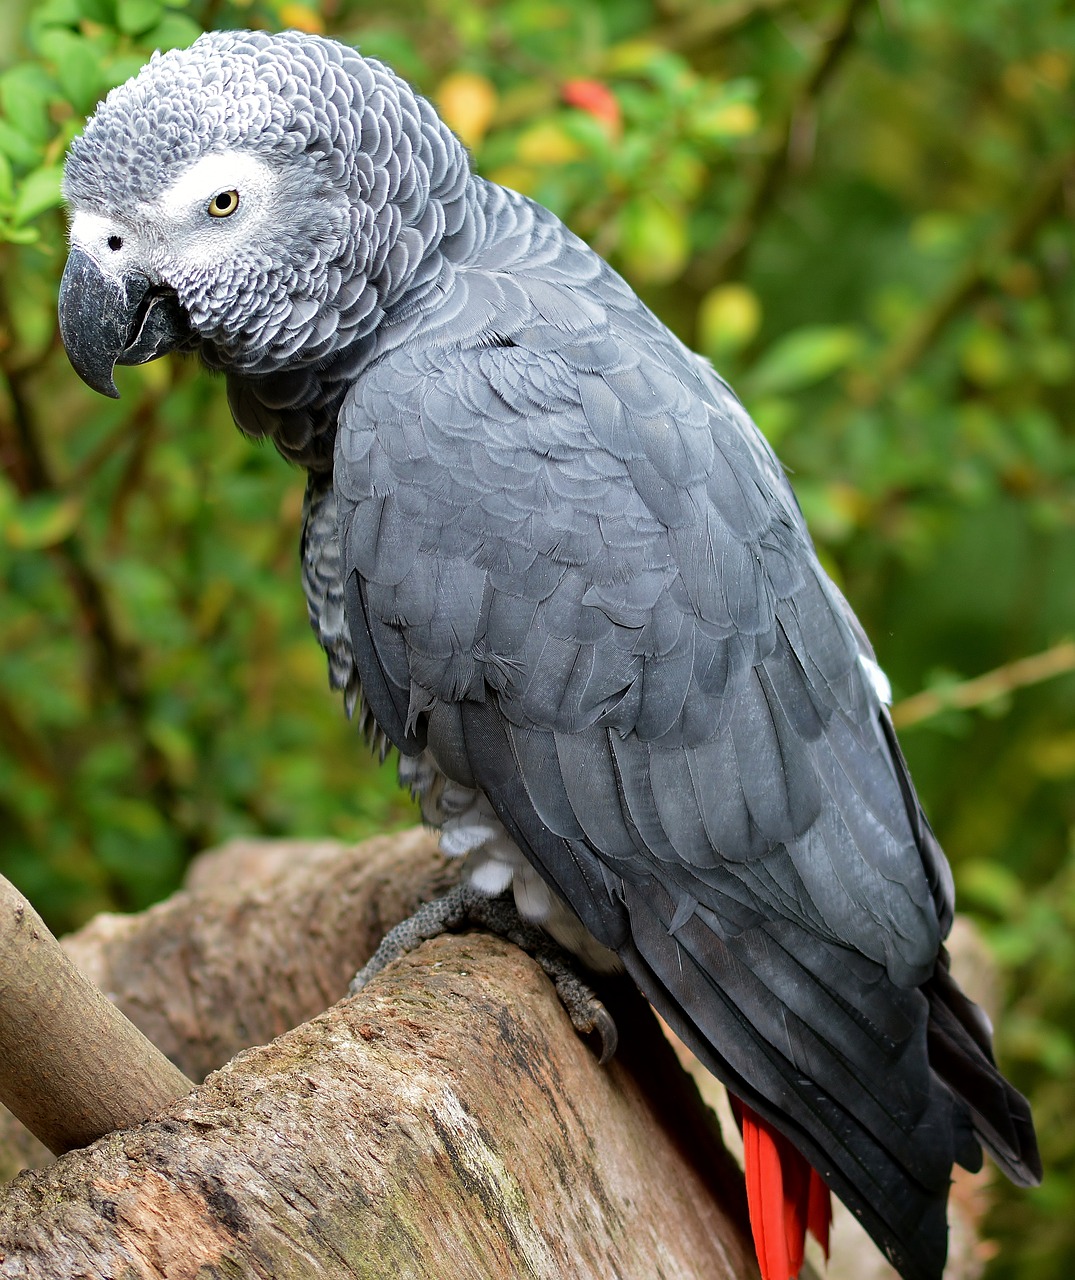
(59, 29, 469, 396)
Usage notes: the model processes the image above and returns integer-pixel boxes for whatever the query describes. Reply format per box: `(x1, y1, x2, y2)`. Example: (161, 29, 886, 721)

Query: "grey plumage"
(59, 29, 1040, 1280)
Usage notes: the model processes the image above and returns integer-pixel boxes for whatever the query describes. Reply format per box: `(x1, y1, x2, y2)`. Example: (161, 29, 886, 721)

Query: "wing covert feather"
(329, 230, 1031, 1278)
(334, 287, 943, 972)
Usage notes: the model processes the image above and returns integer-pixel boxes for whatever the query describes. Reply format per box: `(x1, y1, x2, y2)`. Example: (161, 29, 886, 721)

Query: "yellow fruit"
(698, 284, 761, 355)
(277, 4, 324, 34)
(436, 72, 499, 151)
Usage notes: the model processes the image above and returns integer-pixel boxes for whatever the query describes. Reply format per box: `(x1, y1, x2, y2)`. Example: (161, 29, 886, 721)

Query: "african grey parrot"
(57, 29, 1040, 1280)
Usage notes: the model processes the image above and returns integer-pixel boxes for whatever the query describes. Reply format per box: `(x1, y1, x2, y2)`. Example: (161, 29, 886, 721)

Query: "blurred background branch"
(891, 641, 1075, 730)
(664, 0, 800, 50)
(0, 346, 202, 865)
(866, 147, 1075, 406)
(699, 0, 873, 285)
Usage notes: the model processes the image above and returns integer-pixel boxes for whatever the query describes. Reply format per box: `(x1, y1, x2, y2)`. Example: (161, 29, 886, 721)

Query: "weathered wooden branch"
(0, 831, 757, 1279)
(60, 829, 461, 1083)
(1, 829, 459, 1178)
(0, 829, 1002, 1277)
(0, 830, 459, 1178)
(0, 874, 191, 1156)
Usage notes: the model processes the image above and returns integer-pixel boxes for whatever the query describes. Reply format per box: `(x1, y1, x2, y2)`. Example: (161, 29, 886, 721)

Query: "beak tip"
(66, 352, 121, 398)
(58, 248, 141, 400)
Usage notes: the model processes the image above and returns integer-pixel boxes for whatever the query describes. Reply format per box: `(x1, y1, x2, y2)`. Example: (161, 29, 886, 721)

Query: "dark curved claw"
(350, 881, 620, 1063)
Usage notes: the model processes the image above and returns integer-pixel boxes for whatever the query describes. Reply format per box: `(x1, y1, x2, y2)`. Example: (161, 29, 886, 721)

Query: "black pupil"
(107, 235, 122, 251)
(214, 192, 233, 211)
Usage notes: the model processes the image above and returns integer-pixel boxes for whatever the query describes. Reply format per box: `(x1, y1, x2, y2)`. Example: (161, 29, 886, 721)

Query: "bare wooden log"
(0, 874, 192, 1156)
(0, 931, 758, 1279)
(0, 824, 1008, 1274)
(62, 828, 459, 1081)
(0, 830, 457, 1177)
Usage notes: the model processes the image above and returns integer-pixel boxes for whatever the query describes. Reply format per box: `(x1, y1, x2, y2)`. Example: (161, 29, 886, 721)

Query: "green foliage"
(0, 0, 1072, 1273)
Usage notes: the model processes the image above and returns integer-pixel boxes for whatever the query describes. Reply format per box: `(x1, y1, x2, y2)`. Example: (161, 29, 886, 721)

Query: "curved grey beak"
(58, 247, 190, 398)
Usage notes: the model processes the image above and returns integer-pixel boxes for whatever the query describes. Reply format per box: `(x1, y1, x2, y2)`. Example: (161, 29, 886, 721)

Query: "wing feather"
(330, 208, 1039, 1278)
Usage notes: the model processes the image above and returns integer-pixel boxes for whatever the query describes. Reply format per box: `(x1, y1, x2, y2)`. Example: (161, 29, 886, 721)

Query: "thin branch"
(664, 0, 800, 50)
(861, 148, 1075, 404)
(0, 872, 192, 1154)
(697, 0, 873, 286)
(890, 641, 1075, 730)
(63, 403, 154, 492)
(0, 690, 60, 788)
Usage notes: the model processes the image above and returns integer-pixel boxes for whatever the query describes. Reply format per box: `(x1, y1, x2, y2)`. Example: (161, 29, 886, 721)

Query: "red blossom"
(561, 78, 621, 134)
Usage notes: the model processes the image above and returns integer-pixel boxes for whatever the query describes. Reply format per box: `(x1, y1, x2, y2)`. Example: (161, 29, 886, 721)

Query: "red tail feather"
(807, 1164, 831, 1260)
(734, 1099, 832, 1280)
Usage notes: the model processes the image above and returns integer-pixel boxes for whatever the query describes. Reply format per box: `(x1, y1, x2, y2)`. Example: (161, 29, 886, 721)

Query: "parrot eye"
(208, 189, 239, 218)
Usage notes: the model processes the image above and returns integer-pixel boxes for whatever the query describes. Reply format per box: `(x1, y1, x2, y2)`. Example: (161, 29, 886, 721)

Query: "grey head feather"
(64, 31, 471, 414)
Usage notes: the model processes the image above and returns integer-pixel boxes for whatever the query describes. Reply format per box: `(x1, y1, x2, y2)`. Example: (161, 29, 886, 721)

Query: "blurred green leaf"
(0, 118, 42, 167)
(115, 0, 163, 34)
(36, 27, 103, 109)
(960, 859, 1027, 916)
(746, 326, 862, 396)
(960, 323, 1015, 388)
(0, 150, 15, 206)
(3, 494, 81, 549)
(77, 0, 118, 23)
(698, 282, 762, 357)
(617, 193, 689, 283)
(145, 12, 202, 51)
(689, 95, 758, 141)
(12, 165, 63, 225)
(27, 0, 82, 31)
(0, 64, 55, 145)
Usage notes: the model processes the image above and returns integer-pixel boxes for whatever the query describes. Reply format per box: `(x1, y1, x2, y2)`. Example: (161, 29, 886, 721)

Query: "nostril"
(107, 235, 122, 251)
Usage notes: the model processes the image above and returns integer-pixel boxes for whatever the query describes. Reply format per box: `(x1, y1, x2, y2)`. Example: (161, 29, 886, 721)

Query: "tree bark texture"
(0, 875, 191, 1156)
(0, 830, 758, 1279)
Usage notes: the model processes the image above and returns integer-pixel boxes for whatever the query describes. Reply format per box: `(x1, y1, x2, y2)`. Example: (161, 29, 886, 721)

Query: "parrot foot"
(349, 884, 618, 1064)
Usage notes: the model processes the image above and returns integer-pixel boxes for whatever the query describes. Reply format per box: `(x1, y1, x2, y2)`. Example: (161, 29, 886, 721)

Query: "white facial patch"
(67, 150, 279, 283)
(67, 210, 131, 281)
(150, 150, 278, 269)
(155, 150, 275, 222)
(68, 209, 116, 250)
